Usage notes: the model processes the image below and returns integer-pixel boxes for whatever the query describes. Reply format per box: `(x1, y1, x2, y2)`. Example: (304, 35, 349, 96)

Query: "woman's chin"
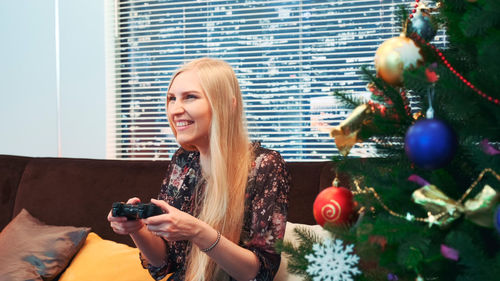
(176, 138, 196, 150)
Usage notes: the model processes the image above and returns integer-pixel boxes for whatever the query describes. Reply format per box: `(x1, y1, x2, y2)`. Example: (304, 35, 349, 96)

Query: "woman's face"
(167, 70, 212, 153)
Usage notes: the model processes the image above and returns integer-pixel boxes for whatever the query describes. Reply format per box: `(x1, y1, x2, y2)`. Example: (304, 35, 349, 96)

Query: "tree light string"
(404, 0, 499, 105)
(410, 33, 500, 105)
(408, 0, 421, 19)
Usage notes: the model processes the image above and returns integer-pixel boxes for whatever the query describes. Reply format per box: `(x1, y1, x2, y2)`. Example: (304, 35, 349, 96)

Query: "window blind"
(105, 0, 445, 161)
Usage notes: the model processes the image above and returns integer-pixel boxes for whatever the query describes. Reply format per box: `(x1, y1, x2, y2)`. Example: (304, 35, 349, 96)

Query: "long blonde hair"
(167, 58, 252, 281)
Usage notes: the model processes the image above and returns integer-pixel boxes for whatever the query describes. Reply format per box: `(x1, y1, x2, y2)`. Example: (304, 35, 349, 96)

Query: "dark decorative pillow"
(0, 209, 90, 281)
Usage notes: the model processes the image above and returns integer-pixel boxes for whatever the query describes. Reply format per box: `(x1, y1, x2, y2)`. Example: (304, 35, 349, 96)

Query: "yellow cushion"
(59, 232, 168, 281)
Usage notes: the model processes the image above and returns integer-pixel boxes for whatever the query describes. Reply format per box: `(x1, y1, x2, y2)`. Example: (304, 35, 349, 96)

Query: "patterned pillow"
(0, 209, 90, 281)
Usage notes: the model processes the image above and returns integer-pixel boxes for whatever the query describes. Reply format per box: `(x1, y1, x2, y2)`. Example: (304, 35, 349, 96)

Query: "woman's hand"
(107, 197, 145, 235)
(143, 199, 202, 242)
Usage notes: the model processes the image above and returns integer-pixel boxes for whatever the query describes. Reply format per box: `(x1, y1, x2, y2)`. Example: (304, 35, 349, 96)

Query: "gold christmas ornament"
(374, 35, 424, 86)
(330, 104, 372, 156)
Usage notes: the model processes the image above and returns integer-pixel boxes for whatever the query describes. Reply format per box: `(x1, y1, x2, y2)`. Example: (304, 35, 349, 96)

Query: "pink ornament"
(440, 244, 459, 261)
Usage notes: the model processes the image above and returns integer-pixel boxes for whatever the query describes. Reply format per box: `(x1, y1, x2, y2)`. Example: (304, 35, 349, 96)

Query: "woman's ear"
(231, 96, 238, 113)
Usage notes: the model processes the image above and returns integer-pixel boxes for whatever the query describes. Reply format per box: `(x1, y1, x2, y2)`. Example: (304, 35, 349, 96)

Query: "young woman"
(108, 58, 290, 281)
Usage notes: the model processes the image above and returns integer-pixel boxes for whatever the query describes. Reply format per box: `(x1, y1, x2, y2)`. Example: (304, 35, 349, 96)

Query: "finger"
(150, 230, 167, 239)
(112, 227, 127, 235)
(110, 222, 128, 234)
(146, 223, 169, 233)
(113, 225, 140, 235)
(143, 213, 169, 226)
(126, 197, 141, 205)
(150, 198, 169, 211)
(150, 198, 171, 213)
(113, 220, 143, 233)
(148, 227, 161, 235)
(108, 211, 127, 222)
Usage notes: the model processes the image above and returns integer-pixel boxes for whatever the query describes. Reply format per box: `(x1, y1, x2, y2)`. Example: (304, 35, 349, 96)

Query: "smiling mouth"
(176, 121, 194, 127)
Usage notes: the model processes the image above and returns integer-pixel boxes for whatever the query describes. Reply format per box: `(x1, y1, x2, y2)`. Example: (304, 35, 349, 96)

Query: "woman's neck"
(199, 151, 211, 175)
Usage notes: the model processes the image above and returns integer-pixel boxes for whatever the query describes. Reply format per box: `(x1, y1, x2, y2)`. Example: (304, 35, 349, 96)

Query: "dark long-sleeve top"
(141, 142, 291, 281)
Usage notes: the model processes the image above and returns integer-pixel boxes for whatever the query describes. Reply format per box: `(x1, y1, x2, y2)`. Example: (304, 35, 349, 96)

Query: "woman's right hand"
(107, 197, 145, 235)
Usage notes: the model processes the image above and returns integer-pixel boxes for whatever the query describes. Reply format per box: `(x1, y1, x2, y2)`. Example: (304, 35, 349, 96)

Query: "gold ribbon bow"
(411, 184, 499, 227)
(330, 104, 372, 156)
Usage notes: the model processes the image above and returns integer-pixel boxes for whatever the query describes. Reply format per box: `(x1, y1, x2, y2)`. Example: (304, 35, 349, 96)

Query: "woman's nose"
(170, 100, 185, 115)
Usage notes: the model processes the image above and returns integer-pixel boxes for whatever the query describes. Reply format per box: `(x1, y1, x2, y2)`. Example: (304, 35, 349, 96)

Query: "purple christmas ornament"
(387, 273, 399, 280)
(441, 244, 459, 261)
(480, 139, 500, 155)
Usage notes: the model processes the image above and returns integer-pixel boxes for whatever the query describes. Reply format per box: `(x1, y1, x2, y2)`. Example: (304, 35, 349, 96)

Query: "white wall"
(0, 0, 106, 159)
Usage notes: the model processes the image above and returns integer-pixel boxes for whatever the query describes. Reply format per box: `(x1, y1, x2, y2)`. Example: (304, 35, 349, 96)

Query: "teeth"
(176, 121, 191, 127)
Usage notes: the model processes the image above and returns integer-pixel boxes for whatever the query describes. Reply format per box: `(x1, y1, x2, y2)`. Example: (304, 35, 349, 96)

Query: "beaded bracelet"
(201, 231, 221, 252)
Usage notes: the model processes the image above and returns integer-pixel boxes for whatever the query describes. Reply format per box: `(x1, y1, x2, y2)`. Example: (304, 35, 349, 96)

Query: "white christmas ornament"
(305, 238, 361, 281)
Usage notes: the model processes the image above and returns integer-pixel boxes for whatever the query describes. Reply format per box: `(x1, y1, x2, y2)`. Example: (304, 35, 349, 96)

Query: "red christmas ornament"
(313, 186, 355, 226)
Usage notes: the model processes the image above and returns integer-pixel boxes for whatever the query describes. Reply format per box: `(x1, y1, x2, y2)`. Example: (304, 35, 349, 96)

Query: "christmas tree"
(276, 1, 500, 280)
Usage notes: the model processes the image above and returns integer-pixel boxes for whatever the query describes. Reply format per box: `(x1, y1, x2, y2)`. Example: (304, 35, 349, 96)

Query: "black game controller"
(112, 202, 164, 220)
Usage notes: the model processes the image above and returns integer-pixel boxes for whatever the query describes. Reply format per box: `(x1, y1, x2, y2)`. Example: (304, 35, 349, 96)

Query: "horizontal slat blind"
(106, 0, 443, 160)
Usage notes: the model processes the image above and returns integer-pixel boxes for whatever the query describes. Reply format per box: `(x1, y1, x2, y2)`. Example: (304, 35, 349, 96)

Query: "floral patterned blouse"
(141, 142, 291, 281)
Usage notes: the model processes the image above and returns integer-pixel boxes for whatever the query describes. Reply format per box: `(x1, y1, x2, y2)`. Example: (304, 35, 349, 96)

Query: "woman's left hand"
(143, 199, 202, 242)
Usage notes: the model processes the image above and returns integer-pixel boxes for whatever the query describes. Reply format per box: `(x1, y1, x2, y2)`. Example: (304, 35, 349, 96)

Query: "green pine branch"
(459, 0, 500, 37)
(331, 90, 363, 108)
(275, 226, 330, 280)
(300, 1, 500, 280)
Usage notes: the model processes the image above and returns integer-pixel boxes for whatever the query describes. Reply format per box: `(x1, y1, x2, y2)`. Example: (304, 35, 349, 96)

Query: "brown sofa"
(0, 154, 346, 248)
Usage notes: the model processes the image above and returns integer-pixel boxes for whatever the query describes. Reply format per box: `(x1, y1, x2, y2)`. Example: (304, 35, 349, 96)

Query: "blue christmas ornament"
(404, 119, 457, 169)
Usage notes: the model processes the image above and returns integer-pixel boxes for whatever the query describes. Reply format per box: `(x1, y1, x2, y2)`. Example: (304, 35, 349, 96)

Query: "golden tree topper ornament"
(330, 104, 372, 156)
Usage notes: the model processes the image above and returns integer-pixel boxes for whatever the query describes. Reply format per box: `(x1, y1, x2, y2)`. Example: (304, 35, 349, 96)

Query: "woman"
(108, 58, 290, 281)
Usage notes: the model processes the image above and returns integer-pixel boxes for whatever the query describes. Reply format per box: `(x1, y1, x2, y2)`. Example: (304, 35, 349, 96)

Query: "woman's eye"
(167, 96, 176, 102)
(186, 94, 197, 99)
